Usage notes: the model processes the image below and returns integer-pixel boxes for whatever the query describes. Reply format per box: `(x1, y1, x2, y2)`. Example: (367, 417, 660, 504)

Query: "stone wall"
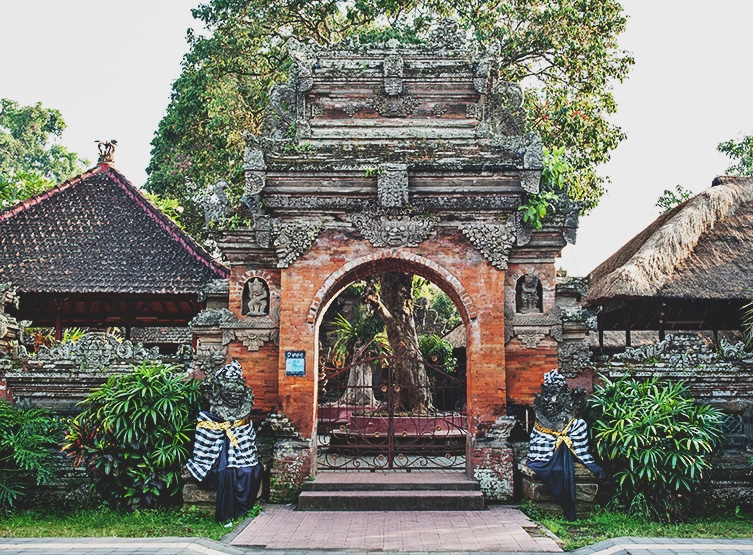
(0, 331, 191, 414)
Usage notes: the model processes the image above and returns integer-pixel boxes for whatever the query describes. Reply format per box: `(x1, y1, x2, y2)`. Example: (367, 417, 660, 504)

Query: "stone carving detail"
(202, 360, 255, 423)
(343, 103, 360, 118)
(369, 86, 421, 118)
(515, 327, 548, 349)
(272, 220, 322, 268)
(466, 103, 483, 120)
(516, 274, 542, 314)
(521, 171, 541, 194)
(0, 283, 19, 341)
(200, 179, 233, 228)
(191, 306, 280, 353)
(377, 163, 409, 208)
(383, 49, 404, 96)
(35, 332, 160, 372)
(310, 102, 324, 118)
(487, 81, 526, 136)
(254, 215, 272, 248)
(614, 333, 753, 365)
(243, 278, 270, 316)
(195, 344, 229, 376)
(288, 37, 317, 92)
(504, 303, 515, 344)
(242, 132, 267, 211)
(491, 133, 544, 171)
(513, 212, 533, 246)
(472, 41, 499, 93)
(198, 278, 229, 303)
(264, 195, 520, 212)
(533, 369, 587, 431)
(350, 207, 437, 247)
(263, 83, 297, 139)
(432, 103, 448, 117)
(226, 329, 279, 352)
(460, 220, 517, 270)
(558, 342, 591, 378)
(427, 19, 466, 50)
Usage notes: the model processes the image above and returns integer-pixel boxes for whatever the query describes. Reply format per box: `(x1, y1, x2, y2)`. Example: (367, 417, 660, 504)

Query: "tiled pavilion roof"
(0, 164, 228, 295)
(0, 164, 228, 327)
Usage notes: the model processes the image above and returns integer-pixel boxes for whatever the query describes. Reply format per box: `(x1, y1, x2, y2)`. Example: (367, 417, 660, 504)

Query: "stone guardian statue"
(526, 369, 604, 520)
(186, 361, 262, 521)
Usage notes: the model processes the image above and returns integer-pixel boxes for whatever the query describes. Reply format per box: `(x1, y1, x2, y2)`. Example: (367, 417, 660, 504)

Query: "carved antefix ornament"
(460, 219, 517, 270)
(272, 220, 322, 268)
(351, 207, 436, 247)
(377, 164, 409, 207)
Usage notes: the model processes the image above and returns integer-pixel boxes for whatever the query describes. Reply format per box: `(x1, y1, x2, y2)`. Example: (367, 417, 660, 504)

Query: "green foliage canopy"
(62, 362, 201, 510)
(147, 0, 633, 238)
(587, 376, 724, 522)
(0, 99, 88, 209)
(717, 134, 753, 176)
(655, 184, 692, 214)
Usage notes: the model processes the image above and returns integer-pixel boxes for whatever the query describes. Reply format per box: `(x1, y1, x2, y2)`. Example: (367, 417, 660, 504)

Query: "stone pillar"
(469, 416, 516, 501)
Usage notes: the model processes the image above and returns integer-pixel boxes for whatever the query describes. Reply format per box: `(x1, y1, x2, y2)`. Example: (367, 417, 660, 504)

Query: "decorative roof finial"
(95, 140, 118, 164)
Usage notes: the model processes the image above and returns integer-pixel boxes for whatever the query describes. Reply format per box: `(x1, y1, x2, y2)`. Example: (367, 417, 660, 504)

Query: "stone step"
(302, 472, 480, 492)
(298, 472, 485, 511)
(298, 489, 485, 511)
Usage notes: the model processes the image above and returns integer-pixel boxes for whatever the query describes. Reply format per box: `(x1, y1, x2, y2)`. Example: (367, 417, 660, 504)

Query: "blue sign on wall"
(285, 350, 306, 377)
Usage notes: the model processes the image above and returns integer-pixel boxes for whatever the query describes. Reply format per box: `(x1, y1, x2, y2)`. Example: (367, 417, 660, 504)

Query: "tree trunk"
(365, 272, 433, 413)
(339, 361, 377, 406)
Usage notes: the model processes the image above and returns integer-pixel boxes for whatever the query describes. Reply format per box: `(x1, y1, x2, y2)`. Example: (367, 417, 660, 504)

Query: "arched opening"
(311, 257, 472, 472)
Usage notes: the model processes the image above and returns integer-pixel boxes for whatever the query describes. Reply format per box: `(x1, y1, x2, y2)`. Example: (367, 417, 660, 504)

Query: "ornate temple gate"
(317, 355, 467, 471)
(190, 24, 587, 500)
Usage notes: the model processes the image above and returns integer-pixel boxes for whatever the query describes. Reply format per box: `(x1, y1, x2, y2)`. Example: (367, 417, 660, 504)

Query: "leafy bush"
(419, 334, 457, 374)
(62, 362, 201, 510)
(587, 376, 725, 522)
(0, 401, 64, 508)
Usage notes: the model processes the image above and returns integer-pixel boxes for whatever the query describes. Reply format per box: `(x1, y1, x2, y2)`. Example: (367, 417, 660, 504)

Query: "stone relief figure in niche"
(187, 361, 263, 522)
(242, 278, 270, 316)
(526, 369, 604, 521)
(516, 274, 542, 313)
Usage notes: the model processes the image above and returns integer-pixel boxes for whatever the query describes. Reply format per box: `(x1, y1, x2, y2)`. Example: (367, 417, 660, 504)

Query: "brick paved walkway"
(230, 505, 562, 552)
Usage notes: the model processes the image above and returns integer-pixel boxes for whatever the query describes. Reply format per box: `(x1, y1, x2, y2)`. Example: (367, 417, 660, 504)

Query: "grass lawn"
(538, 508, 753, 550)
(0, 505, 262, 541)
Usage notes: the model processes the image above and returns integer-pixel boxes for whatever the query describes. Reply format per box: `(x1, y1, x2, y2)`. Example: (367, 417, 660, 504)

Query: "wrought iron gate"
(317, 355, 467, 471)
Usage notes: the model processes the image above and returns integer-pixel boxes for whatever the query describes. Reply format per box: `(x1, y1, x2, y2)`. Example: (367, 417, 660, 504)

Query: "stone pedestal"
(470, 416, 517, 502)
(181, 468, 216, 514)
(519, 461, 598, 518)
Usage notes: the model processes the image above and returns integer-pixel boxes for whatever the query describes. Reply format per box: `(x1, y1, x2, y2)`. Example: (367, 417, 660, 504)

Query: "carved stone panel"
(350, 207, 436, 247)
(272, 220, 322, 268)
(460, 220, 517, 270)
(377, 164, 409, 208)
(242, 278, 270, 316)
(369, 87, 421, 118)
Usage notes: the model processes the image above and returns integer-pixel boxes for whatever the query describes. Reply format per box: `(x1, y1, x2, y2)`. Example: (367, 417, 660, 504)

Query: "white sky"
(2, 1, 752, 276)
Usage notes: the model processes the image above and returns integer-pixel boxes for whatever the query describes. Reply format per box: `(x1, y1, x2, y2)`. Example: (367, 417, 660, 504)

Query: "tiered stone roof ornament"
(208, 20, 579, 270)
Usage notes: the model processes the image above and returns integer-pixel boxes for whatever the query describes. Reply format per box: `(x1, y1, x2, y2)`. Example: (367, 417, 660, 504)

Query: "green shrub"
(0, 401, 64, 508)
(62, 362, 201, 510)
(587, 376, 725, 522)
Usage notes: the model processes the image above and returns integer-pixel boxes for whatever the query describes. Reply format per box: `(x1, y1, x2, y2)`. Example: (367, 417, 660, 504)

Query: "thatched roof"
(443, 324, 466, 349)
(587, 176, 753, 305)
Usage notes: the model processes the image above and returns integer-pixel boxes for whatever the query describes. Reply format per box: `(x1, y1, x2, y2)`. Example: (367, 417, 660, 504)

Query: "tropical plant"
(743, 295, 753, 347)
(518, 146, 573, 229)
(62, 362, 201, 510)
(419, 333, 457, 374)
(587, 376, 725, 522)
(0, 401, 65, 508)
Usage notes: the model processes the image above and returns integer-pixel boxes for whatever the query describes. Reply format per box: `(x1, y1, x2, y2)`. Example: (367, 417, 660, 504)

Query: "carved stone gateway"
(197, 28, 579, 500)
